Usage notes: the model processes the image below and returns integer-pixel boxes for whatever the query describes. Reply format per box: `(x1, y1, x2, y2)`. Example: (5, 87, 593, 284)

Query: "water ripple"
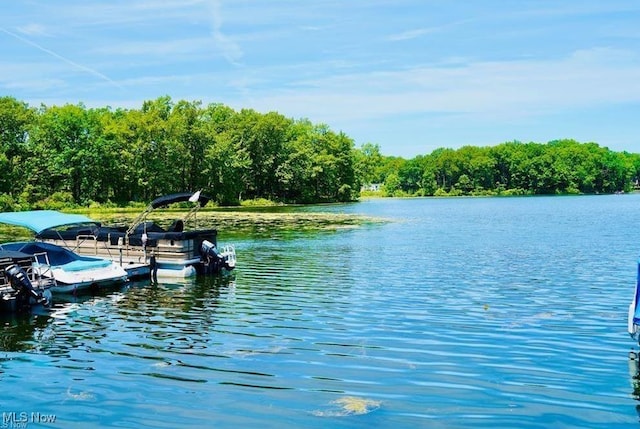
(1, 196, 639, 427)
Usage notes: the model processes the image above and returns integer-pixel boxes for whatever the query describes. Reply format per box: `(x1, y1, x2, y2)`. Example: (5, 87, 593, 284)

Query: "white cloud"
(63, 0, 209, 27)
(387, 28, 435, 42)
(208, 0, 243, 66)
(17, 23, 49, 37)
(93, 37, 211, 57)
(387, 19, 473, 42)
(237, 47, 640, 125)
(1, 76, 65, 93)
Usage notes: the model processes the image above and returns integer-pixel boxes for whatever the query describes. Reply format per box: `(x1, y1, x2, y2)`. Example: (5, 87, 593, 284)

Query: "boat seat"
(134, 221, 165, 234)
(59, 259, 113, 272)
(168, 219, 184, 232)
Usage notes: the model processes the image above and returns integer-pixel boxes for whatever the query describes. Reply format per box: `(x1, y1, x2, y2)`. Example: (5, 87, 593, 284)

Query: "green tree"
(354, 142, 384, 186)
(418, 156, 438, 195)
(397, 156, 424, 194)
(167, 99, 208, 192)
(27, 103, 108, 204)
(383, 172, 401, 195)
(0, 96, 35, 197)
(99, 107, 139, 203)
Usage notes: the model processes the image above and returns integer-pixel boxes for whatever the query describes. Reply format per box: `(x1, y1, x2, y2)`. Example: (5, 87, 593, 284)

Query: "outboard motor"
(201, 240, 220, 260)
(200, 240, 236, 274)
(6, 264, 50, 307)
(201, 240, 223, 274)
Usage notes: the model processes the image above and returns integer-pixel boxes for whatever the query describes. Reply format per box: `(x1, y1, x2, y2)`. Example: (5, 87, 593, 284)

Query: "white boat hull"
(33, 260, 129, 293)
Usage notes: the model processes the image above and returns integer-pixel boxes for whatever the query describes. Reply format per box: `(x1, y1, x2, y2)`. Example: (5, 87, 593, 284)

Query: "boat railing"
(25, 266, 57, 289)
(221, 244, 236, 268)
(29, 252, 57, 288)
(72, 233, 146, 262)
(75, 234, 99, 255)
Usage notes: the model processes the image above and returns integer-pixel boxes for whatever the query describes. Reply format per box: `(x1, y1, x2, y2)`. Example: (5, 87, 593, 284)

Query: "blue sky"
(1, 1, 639, 158)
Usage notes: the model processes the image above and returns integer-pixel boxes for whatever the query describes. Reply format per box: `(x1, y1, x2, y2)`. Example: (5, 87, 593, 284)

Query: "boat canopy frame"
(125, 191, 211, 236)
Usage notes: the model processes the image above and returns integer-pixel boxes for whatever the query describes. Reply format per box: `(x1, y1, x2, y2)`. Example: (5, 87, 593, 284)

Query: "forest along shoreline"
(2, 96, 639, 213)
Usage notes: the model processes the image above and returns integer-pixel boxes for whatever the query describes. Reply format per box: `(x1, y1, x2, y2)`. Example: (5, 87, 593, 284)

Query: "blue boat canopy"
(0, 210, 99, 234)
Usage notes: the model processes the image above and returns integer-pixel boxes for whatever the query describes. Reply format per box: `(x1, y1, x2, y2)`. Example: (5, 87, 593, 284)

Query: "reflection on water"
(627, 352, 640, 424)
(0, 312, 52, 352)
(0, 276, 235, 359)
(1, 196, 640, 427)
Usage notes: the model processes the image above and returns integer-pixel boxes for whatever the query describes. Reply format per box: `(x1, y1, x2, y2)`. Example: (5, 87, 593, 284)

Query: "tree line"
(357, 140, 640, 197)
(1, 95, 639, 210)
(0, 95, 359, 209)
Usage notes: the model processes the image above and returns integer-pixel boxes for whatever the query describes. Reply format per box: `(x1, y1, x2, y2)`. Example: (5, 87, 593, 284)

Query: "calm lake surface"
(1, 195, 640, 428)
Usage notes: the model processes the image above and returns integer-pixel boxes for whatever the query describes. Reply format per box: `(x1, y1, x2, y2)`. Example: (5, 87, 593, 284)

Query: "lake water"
(1, 195, 639, 428)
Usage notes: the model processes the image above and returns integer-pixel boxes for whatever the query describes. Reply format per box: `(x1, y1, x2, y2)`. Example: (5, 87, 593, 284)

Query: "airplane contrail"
(0, 26, 122, 89)
(209, 0, 243, 66)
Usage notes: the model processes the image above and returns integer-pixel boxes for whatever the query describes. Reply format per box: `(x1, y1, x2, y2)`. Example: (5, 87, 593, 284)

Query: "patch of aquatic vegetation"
(84, 210, 386, 236)
(312, 396, 381, 417)
(200, 211, 382, 232)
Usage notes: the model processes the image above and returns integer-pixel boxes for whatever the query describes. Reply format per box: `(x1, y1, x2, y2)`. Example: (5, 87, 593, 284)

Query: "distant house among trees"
(361, 183, 382, 192)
